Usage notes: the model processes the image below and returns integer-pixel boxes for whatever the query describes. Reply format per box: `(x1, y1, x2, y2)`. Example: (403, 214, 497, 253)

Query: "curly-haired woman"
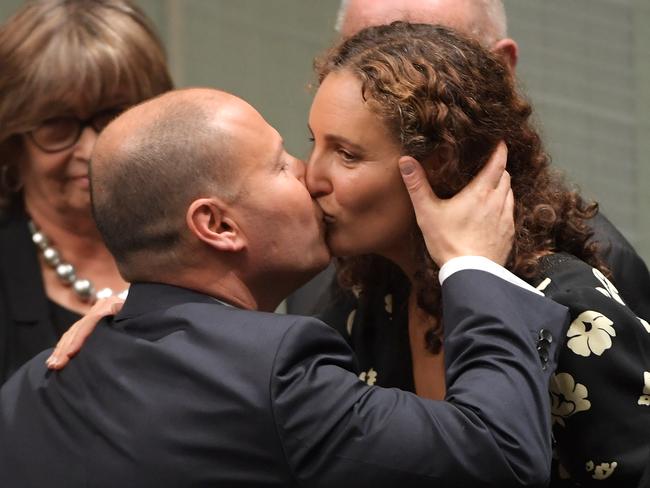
(307, 22, 650, 487)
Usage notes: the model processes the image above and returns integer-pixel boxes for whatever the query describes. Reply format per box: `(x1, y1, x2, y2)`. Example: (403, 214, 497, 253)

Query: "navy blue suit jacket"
(0, 271, 568, 487)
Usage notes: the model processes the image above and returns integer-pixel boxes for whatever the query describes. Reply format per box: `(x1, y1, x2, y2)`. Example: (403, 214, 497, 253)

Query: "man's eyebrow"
(271, 139, 285, 169)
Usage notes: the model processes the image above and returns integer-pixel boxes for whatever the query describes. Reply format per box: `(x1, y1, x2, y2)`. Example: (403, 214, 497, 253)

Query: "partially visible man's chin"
(309, 245, 332, 274)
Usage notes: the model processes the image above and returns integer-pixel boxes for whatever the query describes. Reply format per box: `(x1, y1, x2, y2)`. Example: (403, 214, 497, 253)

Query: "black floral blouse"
(318, 254, 650, 487)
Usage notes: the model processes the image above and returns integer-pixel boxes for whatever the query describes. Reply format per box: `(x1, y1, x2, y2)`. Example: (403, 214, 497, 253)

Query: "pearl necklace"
(28, 219, 128, 304)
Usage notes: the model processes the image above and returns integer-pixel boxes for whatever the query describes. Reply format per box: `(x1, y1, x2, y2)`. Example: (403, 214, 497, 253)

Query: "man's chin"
(292, 252, 332, 290)
(325, 236, 350, 259)
(310, 250, 332, 277)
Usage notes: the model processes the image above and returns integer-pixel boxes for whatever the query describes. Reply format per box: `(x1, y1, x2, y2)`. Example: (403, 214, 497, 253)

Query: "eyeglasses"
(26, 107, 126, 153)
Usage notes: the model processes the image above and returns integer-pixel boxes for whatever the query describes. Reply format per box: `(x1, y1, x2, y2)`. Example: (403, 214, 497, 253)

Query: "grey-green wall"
(2, 0, 649, 265)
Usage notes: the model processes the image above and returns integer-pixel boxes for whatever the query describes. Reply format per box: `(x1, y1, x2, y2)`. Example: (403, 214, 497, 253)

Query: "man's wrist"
(439, 256, 543, 295)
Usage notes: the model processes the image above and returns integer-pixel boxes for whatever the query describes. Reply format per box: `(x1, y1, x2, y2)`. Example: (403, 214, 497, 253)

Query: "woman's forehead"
(35, 91, 134, 118)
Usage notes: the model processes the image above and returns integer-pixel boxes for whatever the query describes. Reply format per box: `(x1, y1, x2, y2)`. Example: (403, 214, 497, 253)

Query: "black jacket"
(0, 211, 60, 383)
(1, 273, 568, 487)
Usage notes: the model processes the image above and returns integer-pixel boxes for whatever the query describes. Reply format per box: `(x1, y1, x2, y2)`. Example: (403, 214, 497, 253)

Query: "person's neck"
(170, 258, 321, 313)
(379, 241, 419, 286)
(25, 198, 110, 260)
(379, 243, 429, 316)
(169, 267, 286, 313)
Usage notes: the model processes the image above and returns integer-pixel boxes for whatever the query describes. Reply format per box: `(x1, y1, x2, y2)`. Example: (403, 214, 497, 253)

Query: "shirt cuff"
(438, 256, 543, 296)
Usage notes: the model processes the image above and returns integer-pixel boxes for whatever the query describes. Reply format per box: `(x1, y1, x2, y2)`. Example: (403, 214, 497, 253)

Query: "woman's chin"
(326, 237, 361, 259)
(61, 197, 93, 219)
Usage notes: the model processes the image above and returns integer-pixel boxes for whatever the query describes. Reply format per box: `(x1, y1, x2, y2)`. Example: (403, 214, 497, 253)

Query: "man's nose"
(305, 155, 332, 198)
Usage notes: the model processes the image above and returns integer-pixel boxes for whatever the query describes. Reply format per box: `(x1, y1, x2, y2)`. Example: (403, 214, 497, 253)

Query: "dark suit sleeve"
(271, 269, 569, 488)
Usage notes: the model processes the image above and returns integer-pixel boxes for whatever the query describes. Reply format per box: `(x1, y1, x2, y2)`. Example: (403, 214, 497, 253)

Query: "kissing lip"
(322, 213, 336, 224)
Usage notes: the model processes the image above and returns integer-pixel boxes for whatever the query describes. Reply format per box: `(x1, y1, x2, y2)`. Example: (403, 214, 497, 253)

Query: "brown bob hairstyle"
(0, 0, 174, 210)
(315, 22, 605, 352)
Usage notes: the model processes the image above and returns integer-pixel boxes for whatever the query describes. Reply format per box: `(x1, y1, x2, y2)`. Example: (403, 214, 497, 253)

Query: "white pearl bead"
(55, 263, 76, 283)
(73, 279, 94, 301)
(32, 231, 49, 250)
(42, 247, 61, 266)
(96, 288, 114, 300)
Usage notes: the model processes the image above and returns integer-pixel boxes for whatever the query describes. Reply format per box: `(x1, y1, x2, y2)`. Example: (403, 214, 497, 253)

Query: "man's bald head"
(91, 88, 248, 281)
(337, 0, 507, 47)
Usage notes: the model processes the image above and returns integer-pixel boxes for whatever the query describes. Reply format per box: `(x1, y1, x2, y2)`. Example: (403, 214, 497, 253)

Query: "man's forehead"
(221, 104, 283, 168)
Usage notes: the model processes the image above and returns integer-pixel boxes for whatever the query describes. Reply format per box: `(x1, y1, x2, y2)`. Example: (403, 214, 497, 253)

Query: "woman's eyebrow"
(308, 123, 366, 154)
(323, 134, 365, 153)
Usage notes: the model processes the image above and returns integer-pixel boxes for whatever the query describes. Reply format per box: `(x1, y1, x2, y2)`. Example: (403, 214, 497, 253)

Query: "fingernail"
(46, 356, 58, 368)
(400, 161, 415, 175)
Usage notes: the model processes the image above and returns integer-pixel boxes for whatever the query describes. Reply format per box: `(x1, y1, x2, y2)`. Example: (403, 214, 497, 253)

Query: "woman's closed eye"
(337, 147, 357, 163)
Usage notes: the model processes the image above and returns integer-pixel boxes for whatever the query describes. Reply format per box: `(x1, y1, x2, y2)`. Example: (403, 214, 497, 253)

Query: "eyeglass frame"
(25, 106, 127, 153)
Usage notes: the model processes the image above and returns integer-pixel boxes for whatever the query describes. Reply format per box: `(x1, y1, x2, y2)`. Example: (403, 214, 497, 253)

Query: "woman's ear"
(404, 144, 458, 199)
(186, 198, 246, 253)
(410, 144, 452, 178)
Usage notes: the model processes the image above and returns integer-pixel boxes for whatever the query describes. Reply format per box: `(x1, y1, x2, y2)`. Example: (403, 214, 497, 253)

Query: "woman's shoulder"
(0, 208, 30, 250)
(531, 251, 649, 347)
(532, 253, 627, 306)
(537, 259, 650, 486)
(0, 206, 27, 230)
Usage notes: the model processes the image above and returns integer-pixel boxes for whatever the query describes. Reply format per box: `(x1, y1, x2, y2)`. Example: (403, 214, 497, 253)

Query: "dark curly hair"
(315, 22, 606, 352)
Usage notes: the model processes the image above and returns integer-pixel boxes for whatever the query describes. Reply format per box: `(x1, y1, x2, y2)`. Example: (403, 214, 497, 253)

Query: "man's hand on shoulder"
(46, 296, 124, 369)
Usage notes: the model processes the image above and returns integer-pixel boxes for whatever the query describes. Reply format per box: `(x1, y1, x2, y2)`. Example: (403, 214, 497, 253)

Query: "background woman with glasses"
(0, 0, 173, 383)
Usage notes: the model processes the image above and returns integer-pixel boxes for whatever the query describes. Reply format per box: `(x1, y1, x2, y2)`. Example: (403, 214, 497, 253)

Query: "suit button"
(538, 329, 553, 344)
(537, 343, 549, 370)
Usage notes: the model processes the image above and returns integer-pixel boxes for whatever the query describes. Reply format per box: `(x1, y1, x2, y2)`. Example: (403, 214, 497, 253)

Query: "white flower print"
(586, 460, 618, 480)
(592, 268, 625, 306)
(638, 371, 650, 407)
(351, 285, 363, 299)
(346, 310, 356, 337)
(639, 316, 650, 334)
(550, 372, 591, 427)
(566, 310, 616, 357)
(359, 368, 377, 386)
(384, 294, 393, 315)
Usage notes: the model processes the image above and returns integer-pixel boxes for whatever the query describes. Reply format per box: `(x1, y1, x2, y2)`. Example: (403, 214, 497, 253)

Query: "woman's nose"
(73, 126, 99, 160)
(305, 155, 333, 198)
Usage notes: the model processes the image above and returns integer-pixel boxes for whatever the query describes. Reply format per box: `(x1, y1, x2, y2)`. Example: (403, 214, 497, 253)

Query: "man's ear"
(492, 38, 519, 70)
(186, 198, 246, 253)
